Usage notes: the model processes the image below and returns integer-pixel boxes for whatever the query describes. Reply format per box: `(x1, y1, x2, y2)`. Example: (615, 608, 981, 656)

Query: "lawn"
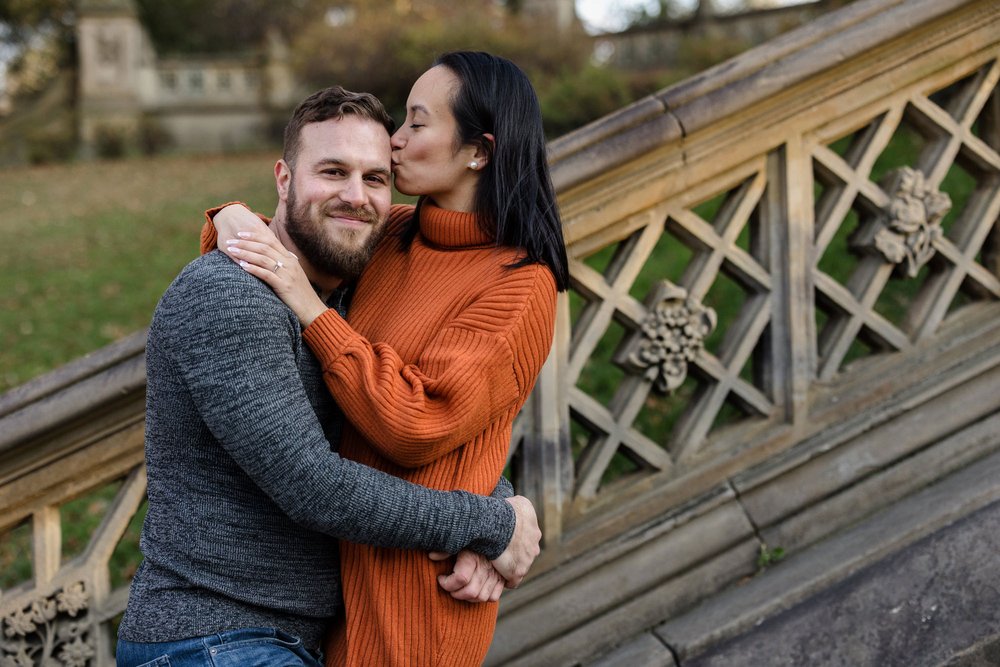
(0, 151, 280, 393)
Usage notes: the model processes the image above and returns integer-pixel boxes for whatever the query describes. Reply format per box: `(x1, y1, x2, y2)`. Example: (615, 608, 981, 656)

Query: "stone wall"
(76, 0, 297, 156)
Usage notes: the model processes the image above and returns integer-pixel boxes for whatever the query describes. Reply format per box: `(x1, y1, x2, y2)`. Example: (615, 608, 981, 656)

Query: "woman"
(205, 52, 568, 666)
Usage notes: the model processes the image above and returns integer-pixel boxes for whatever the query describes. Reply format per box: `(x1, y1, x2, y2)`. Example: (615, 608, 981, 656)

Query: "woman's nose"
(390, 129, 405, 149)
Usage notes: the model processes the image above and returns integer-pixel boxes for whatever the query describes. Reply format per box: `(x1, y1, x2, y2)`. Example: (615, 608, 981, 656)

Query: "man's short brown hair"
(283, 86, 395, 167)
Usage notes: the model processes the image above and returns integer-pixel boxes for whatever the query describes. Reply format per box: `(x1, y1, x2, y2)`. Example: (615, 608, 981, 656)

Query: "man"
(116, 86, 540, 666)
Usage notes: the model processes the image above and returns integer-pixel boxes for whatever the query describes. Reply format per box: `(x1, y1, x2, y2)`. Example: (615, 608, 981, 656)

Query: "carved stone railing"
(1, 0, 999, 665)
(0, 334, 146, 666)
(508, 0, 1000, 545)
(497, 0, 1000, 662)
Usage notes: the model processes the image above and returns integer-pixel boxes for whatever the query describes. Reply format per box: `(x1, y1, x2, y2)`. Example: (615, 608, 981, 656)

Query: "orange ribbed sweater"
(201, 202, 556, 666)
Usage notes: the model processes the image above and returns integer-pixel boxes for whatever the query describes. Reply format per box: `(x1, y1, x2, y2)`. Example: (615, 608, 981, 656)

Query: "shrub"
(289, 6, 604, 130)
(95, 124, 129, 159)
(138, 117, 173, 156)
(539, 64, 633, 138)
(25, 125, 76, 165)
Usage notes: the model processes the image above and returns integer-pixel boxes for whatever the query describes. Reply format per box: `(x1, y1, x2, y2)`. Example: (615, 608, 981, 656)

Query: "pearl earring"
(468, 160, 479, 170)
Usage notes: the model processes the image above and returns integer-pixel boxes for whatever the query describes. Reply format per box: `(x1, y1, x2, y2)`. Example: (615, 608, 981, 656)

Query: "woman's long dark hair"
(403, 51, 569, 291)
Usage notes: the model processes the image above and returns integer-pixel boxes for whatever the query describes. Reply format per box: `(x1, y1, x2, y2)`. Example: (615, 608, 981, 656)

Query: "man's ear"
(275, 159, 291, 202)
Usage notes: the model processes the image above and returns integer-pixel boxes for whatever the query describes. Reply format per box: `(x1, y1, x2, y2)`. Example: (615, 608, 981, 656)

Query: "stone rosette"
(620, 281, 717, 394)
(866, 167, 952, 278)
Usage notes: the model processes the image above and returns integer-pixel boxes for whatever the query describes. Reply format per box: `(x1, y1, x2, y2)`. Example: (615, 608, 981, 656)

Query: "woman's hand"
(224, 233, 327, 327)
(214, 204, 274, 251)
(430, 550, 505, 603)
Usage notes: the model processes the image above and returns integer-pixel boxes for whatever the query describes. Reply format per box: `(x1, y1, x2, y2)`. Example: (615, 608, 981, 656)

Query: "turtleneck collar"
(418, 200, 494, 249)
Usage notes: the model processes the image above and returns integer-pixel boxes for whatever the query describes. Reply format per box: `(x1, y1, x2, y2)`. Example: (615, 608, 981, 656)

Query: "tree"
(628, 0, 779, 25)
(0, 0, 326, 99)
(134, 0, 324, 55)
(0, 0, 74, 52)
(0, 0, 76, 99)
(625, 0, 701, 25)
(0, 0, 324, 67)
(287, 1, 636, 137)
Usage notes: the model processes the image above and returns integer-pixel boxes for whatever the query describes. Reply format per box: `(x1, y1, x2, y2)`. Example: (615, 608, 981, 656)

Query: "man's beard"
(284, 181, 386, 281)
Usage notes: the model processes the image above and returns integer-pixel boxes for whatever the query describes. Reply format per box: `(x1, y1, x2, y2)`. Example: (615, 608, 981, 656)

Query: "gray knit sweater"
(118, 252, 516, 649)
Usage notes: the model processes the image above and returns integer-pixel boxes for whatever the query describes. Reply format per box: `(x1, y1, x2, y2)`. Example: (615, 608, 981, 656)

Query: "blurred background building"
(76, 0, 298, 156)
(0, 0, 835, 163)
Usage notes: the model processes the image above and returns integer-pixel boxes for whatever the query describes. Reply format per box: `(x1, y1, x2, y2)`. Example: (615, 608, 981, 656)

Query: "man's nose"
(339, 176, 367, 208)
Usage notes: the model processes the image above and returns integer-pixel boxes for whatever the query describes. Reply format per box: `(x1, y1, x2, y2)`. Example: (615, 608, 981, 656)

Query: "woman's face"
(390, 66, 480, 212)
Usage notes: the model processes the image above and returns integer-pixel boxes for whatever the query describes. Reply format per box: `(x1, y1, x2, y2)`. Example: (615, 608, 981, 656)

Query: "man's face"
(279, 116, 392, 280)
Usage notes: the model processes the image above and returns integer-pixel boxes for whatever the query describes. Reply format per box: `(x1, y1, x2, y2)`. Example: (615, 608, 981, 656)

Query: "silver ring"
(273, 260, 284, 272)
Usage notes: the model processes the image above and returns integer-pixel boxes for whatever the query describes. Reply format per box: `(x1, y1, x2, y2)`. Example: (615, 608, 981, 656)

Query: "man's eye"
(409, 124, 424, 130)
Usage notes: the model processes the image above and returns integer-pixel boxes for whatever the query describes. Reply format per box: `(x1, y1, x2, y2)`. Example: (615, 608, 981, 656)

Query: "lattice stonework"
(566, 165, 777, 500)
(811, 59, 1000, 379)
(553, 56, 1000, 509)
(0, 467, 147, 667)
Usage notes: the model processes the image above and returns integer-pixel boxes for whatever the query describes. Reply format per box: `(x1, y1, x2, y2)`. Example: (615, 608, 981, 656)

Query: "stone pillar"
(264, 28, 297, 111)
(76, 0, 146, 157)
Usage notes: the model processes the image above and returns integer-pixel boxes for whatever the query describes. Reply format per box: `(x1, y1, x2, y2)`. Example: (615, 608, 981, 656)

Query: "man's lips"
(327, 214, 370, 226)
(324, 205, 377, 226)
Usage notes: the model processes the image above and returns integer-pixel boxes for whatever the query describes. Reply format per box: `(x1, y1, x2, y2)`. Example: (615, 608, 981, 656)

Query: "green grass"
(0, 151, 280, 393)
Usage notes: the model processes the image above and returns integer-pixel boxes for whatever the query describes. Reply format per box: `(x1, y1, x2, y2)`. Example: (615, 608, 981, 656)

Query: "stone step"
(585, 444, 1000, 666)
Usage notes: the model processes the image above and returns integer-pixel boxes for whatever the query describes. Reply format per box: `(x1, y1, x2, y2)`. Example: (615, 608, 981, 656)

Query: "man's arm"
(432, 476, 530, 601)
(434, 496, 540, 600)
(157, 256, 538, 574)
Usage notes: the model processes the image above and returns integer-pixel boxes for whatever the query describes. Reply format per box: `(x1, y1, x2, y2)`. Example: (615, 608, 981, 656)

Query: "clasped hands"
(435, 495, 541, 603)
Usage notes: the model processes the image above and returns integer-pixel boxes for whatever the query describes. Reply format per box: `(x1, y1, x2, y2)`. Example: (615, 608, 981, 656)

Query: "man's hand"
(431, 550, 505, 602)
(489, 495, 541, 589)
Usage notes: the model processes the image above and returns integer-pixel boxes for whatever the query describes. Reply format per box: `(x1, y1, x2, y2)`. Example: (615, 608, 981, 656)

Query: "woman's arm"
(303, 268, 557, 468)
(223, 225, 557, 469)
(199, 203, 274, 256)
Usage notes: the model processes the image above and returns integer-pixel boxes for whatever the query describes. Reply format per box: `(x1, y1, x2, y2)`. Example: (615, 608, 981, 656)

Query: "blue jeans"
(116, 627, 323, 667)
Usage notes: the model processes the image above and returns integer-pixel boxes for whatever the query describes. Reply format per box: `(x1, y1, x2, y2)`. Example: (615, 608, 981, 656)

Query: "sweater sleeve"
(199, 202, 272, 255)
(302, 264, 557, 468)
(156, 255, 516, 558)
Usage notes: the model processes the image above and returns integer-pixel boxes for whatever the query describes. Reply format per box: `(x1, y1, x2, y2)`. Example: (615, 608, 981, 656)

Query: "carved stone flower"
(869, 167, 951, 278)
(621, 282, 716, 394)
(3, 609, 36, 638)
(0, 647, 33, 667)
(56, 621, 88, 643)
(29, 599, 57, 624)
(57, 637, 94, 667)
(55, 583, 88, 617)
